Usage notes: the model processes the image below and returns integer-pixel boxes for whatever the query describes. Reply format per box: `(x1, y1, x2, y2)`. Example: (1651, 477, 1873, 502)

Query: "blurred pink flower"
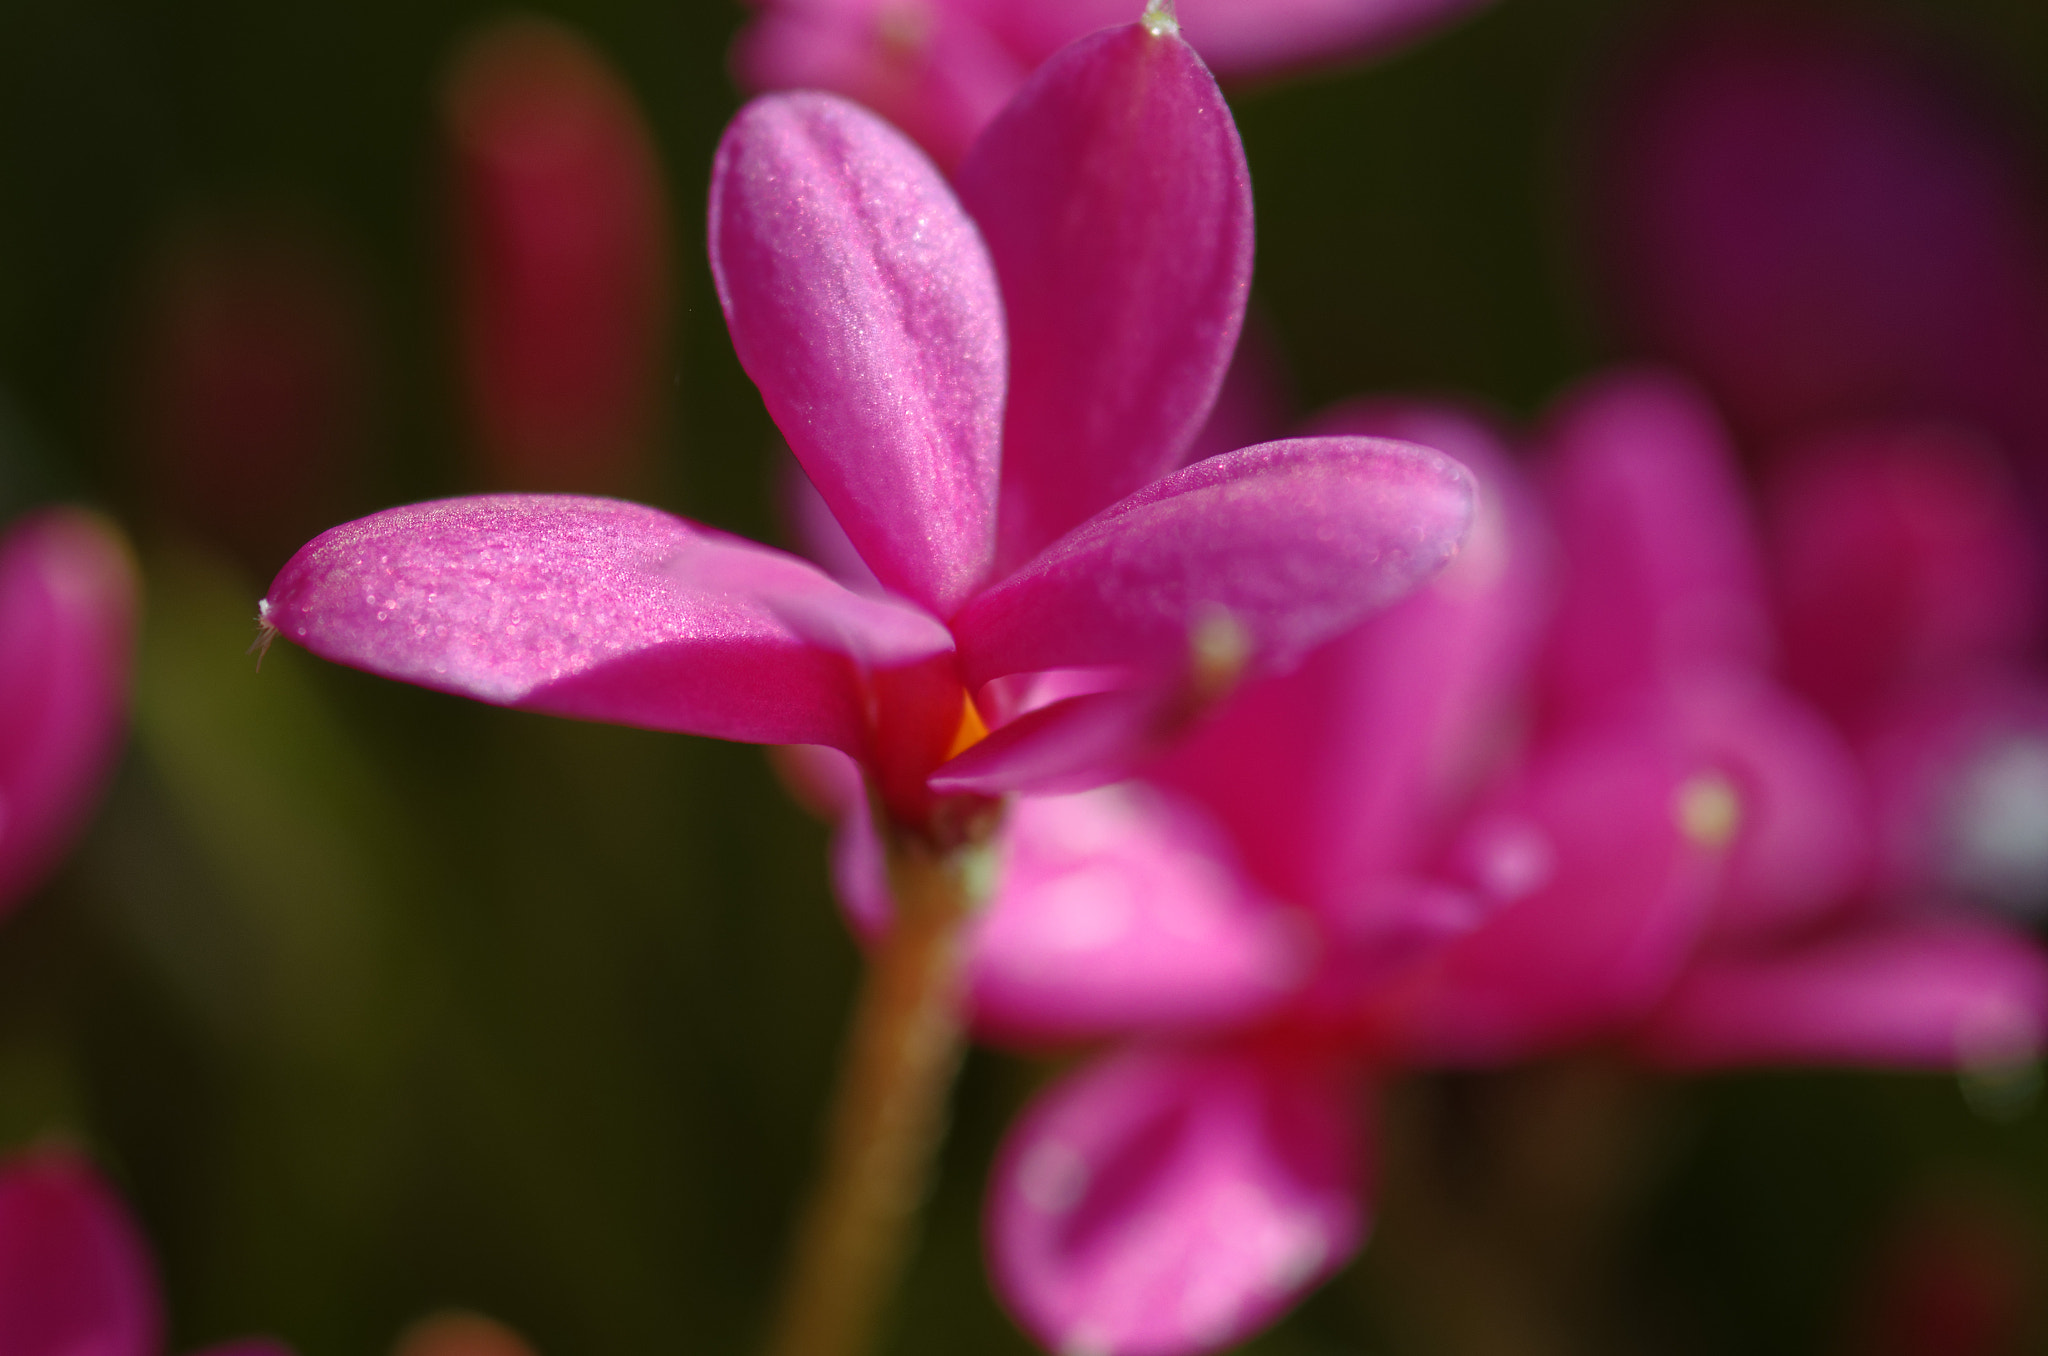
(0, 510, 138, 917)
(444, 17, 672, 494)
(957, 375, 2048, 1354)
(732, 0, 1496, 166)
(1592, 7, 2048, 467)
(259, 16, 1473, 838)
(0, 1147, 289, 1356)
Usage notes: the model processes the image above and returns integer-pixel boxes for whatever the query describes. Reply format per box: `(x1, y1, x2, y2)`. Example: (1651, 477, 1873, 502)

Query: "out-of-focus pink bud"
(0, 510, 138, 917)
(390, 1312, 538, 1356)
(1768, 426, 2043, 733)
(445, 16, 672, 494)
(126, 214, 373, 574)
(1592, 9, 2048, 461)
(0, 1147, 159, 1356)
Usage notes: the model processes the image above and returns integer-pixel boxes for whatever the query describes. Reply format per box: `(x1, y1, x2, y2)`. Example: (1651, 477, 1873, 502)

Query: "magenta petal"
(1668, 673, 1870, 948)
(0, 511, 137, 914)
(1638, 916, 2048, 1070)
(955, 438, 1474, 689)
(0, 1150, 160, 1356)
(989, 1044, 1365, 1356)
(928, 688, 1163, 796)
(710, 91, 1003, 613)
(262, 495, 952, 751)
(1155, 411, 1547, 911)
(968, 786, 1307, 1043)
(1365, 720, 1725, 1063)
(957, 18, 1254, 569)
(1540, 370, 1772, 713)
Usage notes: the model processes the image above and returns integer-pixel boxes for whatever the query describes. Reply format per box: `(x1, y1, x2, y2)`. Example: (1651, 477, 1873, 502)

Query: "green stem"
(763, 832, 980, 1356)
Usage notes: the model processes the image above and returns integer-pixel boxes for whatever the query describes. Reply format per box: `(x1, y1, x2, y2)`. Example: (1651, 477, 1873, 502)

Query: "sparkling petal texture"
(0, 511, 138, 914)
(261, 495, 953, 752)
(0, 1151, 159, 1356)
(709, 91, 1003, 614)
(989, 1044, 1364, 1356)
(954, 438, 1475, 689)
(1638, 918, 2048, 1069)
(956, 20, 1253, 569)
(1539, 371, 1771, 715)
(1155, 407, 1547, 912)
(1596, 9, 2048, 459)
(1362, 723, 1726, 1064)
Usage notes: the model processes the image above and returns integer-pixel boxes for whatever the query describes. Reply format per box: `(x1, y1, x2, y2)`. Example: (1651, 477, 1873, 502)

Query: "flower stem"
(764, 832, 981, 1356)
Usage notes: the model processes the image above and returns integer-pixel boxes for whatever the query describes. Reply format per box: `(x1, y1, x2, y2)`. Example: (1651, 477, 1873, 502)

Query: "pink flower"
(732, 0, 1497, 166)
(1590, 7, 2048, 466)
(888, 406, 1537, 1355)
(0, 510, 139, 917)
(0, 1147, 289, 1356)
(259, 15, 1474, 836)
(969, 375, 2048, 1355)
(443, 17, 672, 494)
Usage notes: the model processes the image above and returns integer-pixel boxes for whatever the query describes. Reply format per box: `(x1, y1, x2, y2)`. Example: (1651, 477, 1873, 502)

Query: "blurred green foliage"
(2, 0, 2047, 1352)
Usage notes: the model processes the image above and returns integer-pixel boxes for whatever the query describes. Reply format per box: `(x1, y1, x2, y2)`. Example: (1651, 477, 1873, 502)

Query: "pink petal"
(1767, 426, 2044, 730)
(968, 786, 1307, 1043)
(0, 511, 137, 914)
(927, 688, 1164, 796)
(0, 1149, 160, 1356)
(1180, 315, 1294, 466)
(1594, 8, 2048, 458)
(1540, 370, 1772, 716)
(729, 0, 1027, 169)
(709, 92, 1003, 614)
(776, 447, 882, 595)
(956, 17, 1254, 570)
(1664, 672, 1870, 948)
(954, 437, 1475, 689)
(445, 17, 671, 494)
(1154, 409, 1547, 912)
(1637, 916, 2048, 1070)
(989, 1044, 1365, 1356)
(829, 782, 1310, 1040)
(261, 495, 952, 752)
(1361, 719, 1726, 1063)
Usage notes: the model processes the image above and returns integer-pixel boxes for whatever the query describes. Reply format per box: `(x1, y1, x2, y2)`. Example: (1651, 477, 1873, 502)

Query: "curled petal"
(956, 18, 1253, 568)
(955, 438, 1474, 689)
(1637, 916, 2048, 1070)
(0, 1149, 160, 1356)
(969, 785, 1306, 1043)
(1540, 370, 1771, 714)
(989, 1044, 1365, 1356)
(262, 496, 952, 752)
(710, 92, 1003, 614)
(1362, 720, 1726, 1063)
(0, 511, 138, 914)
(928, 688, 1164, 797)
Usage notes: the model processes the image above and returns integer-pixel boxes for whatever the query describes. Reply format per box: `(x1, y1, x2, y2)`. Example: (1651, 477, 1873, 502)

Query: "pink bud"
(445, 17, 672, 494)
